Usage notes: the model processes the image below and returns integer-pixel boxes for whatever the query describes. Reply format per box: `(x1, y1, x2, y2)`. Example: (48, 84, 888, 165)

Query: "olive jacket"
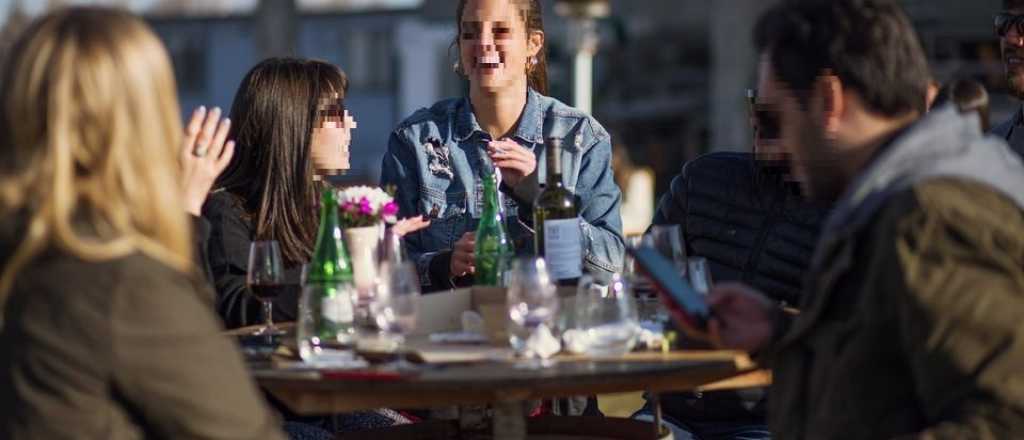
(0, 217, 285, 440)
(769, 106, 1024, 439)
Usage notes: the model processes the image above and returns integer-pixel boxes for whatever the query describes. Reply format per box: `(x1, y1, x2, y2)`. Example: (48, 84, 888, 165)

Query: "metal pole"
(566, 16, 599, 114)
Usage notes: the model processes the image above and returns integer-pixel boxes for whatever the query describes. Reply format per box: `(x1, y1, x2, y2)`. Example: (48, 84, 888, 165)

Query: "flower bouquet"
(336, 186, 399, 228)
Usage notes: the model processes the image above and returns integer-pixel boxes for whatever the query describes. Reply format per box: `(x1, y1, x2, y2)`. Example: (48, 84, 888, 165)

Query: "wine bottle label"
(322, 293, 353, 324)
(543, 218, 582, 279)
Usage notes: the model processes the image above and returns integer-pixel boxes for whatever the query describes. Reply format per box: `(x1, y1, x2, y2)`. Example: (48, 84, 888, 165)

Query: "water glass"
(687, 257, 714, 296)
(371, 261, 421, 344)
(507, 257, 561, 361)
(575, 274, 640, 357)
(643, 225, 687, 275)
(298, 281, 357, 363)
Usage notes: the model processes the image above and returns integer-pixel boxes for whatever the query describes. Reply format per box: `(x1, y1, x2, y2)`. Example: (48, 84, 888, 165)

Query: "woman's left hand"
(391, 216, 431, 237)
(487, 139, 536, 188)
(181, 106, 234, 216)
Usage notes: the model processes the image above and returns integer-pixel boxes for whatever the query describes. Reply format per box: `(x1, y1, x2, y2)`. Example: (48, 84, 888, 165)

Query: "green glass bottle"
(533, 137, 582, 283)
(300, 187, 355, 356)
(474, 169, 512, 286)
(307, 187, 353, 284)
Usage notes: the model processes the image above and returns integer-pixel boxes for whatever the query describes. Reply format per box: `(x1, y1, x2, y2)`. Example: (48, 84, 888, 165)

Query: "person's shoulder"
(394, 97, 463, 133)
(202, 190, 249, 224)
(875, 178, 1024, 249)
(990, 111, 1017, 138)
(536, 94, 610, 146)
(679, 151, 755, 182)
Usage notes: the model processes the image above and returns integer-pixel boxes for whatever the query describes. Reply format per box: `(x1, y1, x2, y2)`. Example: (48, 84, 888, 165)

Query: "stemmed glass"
(247, 241, 285, 336)
(643, 225, 688, 276)
(687, 257, 714, 296)
(507, 257, 561, 367)
(372, 261, 421, 369)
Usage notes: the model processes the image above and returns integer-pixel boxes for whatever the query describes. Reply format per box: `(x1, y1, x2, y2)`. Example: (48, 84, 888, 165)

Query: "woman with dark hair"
(205, 58, 427, 330)
(381, 0, 624, 291)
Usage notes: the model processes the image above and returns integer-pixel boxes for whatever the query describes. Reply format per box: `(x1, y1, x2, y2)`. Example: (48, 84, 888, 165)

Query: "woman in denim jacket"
(381, 0, 624, 291)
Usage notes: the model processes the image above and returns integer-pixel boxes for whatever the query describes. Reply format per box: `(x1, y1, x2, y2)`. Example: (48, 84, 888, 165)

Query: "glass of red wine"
(247, 241, 285, 336)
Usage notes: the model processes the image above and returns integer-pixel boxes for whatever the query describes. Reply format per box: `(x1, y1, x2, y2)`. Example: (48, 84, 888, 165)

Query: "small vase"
(344, 223, 382, 296)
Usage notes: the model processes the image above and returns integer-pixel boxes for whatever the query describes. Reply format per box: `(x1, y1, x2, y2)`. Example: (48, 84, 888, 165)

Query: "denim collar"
(453, 87, 545, 144)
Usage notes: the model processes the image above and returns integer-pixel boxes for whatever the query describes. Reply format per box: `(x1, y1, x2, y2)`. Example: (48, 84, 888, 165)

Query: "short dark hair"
(754, 0, 931, 117)
(1005, 0, 1024, 10)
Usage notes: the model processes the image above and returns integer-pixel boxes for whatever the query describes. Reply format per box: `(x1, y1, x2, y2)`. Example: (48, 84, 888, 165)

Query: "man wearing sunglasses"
(992, 0, 1024, 157)
(639, 91, 831, 439)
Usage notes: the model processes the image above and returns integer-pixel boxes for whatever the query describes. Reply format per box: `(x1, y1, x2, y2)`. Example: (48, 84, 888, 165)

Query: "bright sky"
(0, 0, 422, 26)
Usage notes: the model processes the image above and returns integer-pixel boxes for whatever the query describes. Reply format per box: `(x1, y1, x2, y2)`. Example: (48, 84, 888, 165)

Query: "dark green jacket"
(0, 221, 285, 440)
(769, 107, 1024, 439)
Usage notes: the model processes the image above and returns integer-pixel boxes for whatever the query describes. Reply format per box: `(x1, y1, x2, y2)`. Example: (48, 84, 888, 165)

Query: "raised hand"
(391, 216, 431, 237)
(487, 139, 536, 188)
(180, 106, 234, 216)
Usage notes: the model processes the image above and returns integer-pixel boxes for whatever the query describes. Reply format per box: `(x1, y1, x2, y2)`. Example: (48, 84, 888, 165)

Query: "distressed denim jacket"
(380, 88, 624, 290)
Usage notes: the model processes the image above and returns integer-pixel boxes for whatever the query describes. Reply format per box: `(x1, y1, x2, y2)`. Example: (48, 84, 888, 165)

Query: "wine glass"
(247, 241, 285, 336)
(507, 257, 561, 367)
(687, 257, 714, 296)
(372, 261, 421, 369)
(575, 273, 640, 357)
(380, 230, 406, 265)
(643, 225, 688, 275)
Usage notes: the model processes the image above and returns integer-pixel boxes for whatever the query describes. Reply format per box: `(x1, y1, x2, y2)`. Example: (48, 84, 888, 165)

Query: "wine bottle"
(474, 168, 512, 286)
(533, 137, 582, 282)
(300, 187, 355, 357)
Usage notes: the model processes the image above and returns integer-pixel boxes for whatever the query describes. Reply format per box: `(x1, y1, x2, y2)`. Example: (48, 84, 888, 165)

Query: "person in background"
(636, 88, 829, 439)
(612, 144, 655, 237)
(709, 0, 1024, 438)
(933, 79, 991, 132)
(380, 0, 624, 291)
(992, 0, 1024, 156)
(205, 58, 427, 330)
(0, 7, 285, 439)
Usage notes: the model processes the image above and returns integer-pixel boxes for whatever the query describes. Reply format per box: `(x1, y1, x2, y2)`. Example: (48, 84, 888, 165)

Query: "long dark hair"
(454, 0, 549, 95)
(216, 58, 349, 266)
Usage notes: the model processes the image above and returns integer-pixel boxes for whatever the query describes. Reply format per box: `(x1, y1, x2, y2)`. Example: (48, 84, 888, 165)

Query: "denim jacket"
(380, 88, 624, 290)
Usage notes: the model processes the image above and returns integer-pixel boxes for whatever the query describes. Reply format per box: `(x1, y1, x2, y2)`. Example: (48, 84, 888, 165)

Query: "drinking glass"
(380, 230, 405, 265)
(371, 261, 421, 368)
(575, 274, 640, 357)
(507, 257, 561, 365)
(687, 257, 714, 296)
(643, 225, 688, 275)
(247, 241, 285, 336)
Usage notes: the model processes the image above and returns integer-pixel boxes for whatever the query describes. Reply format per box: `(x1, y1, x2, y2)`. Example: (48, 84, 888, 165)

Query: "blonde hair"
(0, 7, 192, 298)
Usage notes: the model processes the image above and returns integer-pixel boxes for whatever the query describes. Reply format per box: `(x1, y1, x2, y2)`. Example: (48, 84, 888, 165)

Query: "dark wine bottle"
(533, 137, 582, 282)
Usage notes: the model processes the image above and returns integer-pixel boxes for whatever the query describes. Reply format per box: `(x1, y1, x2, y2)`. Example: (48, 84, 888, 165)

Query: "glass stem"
(263, 300, 274, 329)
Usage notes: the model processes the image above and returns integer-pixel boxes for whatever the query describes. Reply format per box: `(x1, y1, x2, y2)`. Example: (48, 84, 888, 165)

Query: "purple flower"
(382, 202, 399, 216)
(359, 198, 374, 215)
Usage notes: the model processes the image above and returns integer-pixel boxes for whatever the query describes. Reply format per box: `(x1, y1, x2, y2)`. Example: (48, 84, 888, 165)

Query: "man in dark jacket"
(992, 0, 1024, 157)
(639, 97, 829, 438)
(708, 1, 1024, 439)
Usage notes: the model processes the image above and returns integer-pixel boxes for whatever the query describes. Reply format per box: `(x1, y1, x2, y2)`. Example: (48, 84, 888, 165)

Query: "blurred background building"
(0, 0, 1009, 196)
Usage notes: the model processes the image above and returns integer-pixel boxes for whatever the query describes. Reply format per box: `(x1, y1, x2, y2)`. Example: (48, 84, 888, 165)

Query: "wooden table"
(246, 346, 767, 439)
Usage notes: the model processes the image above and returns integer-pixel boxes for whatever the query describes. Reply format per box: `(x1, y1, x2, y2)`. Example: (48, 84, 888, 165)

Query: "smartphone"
(628, 246, 711, 332)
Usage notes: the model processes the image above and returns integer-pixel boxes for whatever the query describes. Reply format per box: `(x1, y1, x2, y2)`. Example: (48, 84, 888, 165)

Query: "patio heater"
(555, 0, 610, 114)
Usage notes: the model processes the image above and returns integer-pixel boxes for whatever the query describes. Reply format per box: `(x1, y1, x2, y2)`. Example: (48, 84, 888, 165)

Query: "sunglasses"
(995, 13, 1024, 38)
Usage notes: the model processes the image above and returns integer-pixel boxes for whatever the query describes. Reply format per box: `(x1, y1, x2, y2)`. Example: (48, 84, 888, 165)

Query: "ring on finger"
(193, 146, 209, 158)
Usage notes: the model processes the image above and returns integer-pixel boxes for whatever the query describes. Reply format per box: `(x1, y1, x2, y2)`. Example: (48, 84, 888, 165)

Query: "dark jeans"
(632, 408, 771, 440)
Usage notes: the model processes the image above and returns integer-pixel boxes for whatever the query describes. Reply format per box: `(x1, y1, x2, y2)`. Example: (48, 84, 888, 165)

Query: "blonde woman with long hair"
(0, 7, 284, 439)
